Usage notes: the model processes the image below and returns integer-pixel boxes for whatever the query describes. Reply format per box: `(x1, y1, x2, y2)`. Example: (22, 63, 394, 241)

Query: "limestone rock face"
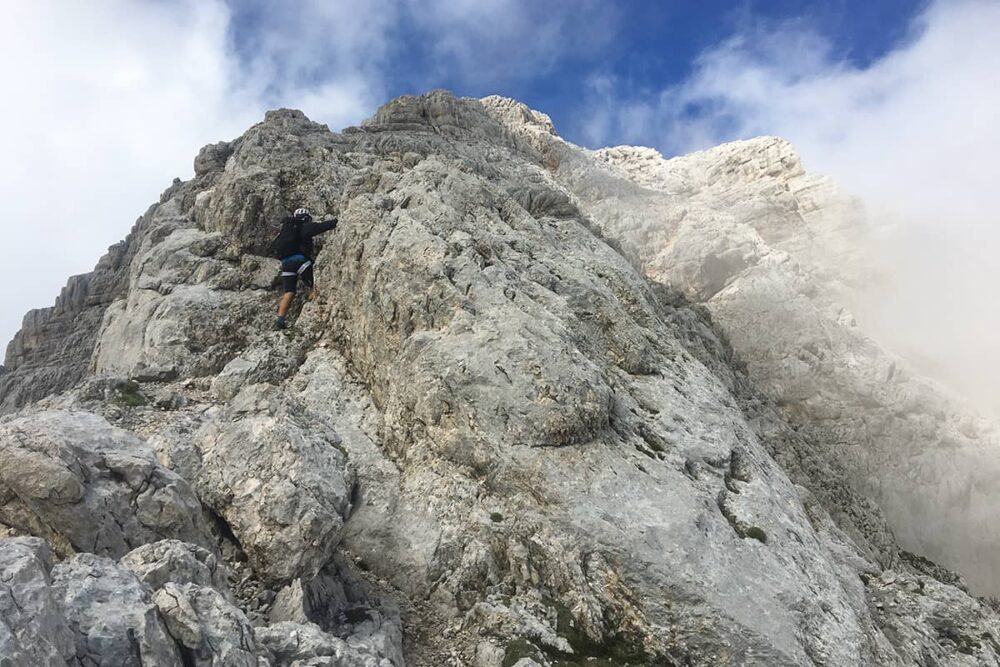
(0, 537, 75, 665)
(1, 90, 999, 666)
(257, 621, 388, 667)
(185, 386, 356, 583)
(122, 539, 232, 598)
(124, 543, 274, 666)
(0, 235, 136, 412)
(53, 552, 184, 666)
(152, 582, 260, 666)
(0, 540, 277, 667)
(266, 556, 404, 667)
(0, 411, 213, 558)
(531, 129, 1000, 595)
(90, 199, 274, 382)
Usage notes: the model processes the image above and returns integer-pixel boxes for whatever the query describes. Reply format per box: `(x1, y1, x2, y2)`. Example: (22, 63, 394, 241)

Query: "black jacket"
(272, 217, 337, 259)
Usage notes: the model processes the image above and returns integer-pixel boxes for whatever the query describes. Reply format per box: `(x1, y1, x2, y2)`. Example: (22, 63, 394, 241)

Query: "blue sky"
(2, 0, 999, 405)
(408, 0, 924, 146)
(221, 0, 926, 150)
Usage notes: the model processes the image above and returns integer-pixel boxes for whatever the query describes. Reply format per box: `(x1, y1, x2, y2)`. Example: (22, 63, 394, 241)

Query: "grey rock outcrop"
(153, 582, 260, 666)
(90, 199, 273, 382)
(152, 385, 356, 583)
(122, 539, 232, 598)
(0, 234, 136, 413)
(257, 621, 388, 667)
(0, 537, 74, 665)
(121, 539, 276, 665)
(1, 90, 999, 666)
(52, 552, 183, 666)
(2, 536, 278, 666)
(0, 410, 212, 558)
(267, 557, 404, 666)
(210, 335, 307, 401)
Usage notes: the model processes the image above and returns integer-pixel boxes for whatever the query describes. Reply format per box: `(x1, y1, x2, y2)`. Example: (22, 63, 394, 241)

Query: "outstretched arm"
(304, 218, 338, 237)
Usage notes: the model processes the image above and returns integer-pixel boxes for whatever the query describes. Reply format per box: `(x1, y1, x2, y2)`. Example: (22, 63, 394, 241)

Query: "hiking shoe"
(274, 316, 287, 330)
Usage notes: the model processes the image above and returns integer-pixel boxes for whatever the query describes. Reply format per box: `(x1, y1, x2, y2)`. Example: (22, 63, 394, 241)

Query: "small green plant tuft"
(745, 526, 768, 543)
(548, 599, 653, 666)
(490, 512, 504, 523)
(113, 381, 147, 407)
(502, 638, 543, 667)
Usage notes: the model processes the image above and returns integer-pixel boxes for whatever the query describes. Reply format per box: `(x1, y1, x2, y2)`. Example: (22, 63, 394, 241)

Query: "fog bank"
(580, 0, 1000, 416)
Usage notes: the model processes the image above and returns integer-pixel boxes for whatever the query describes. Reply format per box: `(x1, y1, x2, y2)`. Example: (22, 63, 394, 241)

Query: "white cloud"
(574, 0, 1000, 414)
(406, 0, 616, 85)
(226, 0, 398, 108)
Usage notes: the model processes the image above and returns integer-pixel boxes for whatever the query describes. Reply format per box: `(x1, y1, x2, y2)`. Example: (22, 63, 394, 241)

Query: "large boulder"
(153, 582, 261, 666)
(155, 385, 355, 583)
(123, 539, 271, 666)
(52, 553, 183, 666)
(0, 411, 213, 558)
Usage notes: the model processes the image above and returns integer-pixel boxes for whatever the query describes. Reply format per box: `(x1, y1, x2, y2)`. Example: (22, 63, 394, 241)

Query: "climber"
(271, 207, 338, 330)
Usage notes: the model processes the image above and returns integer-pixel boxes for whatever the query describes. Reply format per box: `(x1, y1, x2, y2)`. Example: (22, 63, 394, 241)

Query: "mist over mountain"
(2, 92, 999, 666)
(576, 0, 1000, 420)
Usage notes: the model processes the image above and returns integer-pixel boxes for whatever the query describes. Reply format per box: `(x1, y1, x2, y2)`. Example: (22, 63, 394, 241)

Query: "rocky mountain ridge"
(2, 90, 999, 666)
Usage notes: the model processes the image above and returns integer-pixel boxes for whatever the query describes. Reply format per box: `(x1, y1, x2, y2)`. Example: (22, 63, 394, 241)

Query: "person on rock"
(270, 207, 338, 330)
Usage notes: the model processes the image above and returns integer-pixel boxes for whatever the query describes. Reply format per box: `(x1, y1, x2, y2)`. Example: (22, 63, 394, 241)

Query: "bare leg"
(277, 292, 295, 316)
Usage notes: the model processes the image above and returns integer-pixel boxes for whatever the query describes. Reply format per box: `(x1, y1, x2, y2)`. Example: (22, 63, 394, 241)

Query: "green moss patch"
(545, 600, 655, 667)
(503, 638, 544, 667)
(113, 381, 147, 407)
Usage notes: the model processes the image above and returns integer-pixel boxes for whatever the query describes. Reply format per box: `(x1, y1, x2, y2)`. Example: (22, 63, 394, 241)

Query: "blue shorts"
(280, 255, 313, 293)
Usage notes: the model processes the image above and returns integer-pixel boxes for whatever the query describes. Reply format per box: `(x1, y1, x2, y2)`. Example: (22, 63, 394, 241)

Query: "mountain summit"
(2, 91, 998, 666)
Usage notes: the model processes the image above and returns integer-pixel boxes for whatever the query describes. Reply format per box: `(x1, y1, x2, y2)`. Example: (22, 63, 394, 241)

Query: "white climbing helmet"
(293, 207, 311, 219)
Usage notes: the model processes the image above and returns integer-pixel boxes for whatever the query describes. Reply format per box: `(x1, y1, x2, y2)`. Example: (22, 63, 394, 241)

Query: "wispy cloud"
(574, 0, 1000, 413)
(406, 0, 617, 85)
(0, 0, 253, 356)
(225, 0, 398, 113)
